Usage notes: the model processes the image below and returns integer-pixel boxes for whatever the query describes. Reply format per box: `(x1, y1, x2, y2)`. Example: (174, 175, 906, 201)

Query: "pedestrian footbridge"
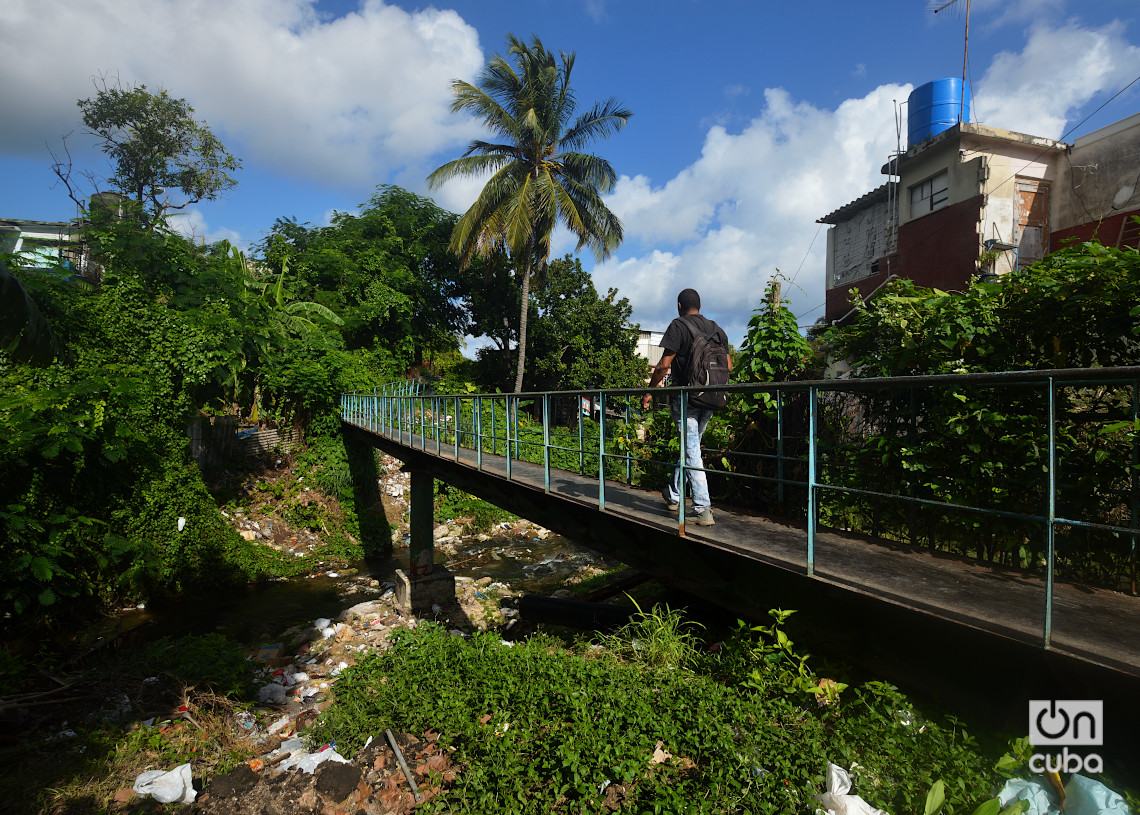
(341, 368, 1140, 741)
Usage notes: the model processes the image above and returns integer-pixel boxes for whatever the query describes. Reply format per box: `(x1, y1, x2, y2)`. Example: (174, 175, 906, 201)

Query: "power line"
(789, 222, 823, 285)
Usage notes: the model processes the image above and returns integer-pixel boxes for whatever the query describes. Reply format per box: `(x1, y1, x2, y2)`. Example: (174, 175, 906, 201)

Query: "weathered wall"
(895, 193, 985, 291)
(825, 262, 893, 323)
(1053, 113, 1140, 241)
(825, 198, 893, 290)
(1050, 208, 1140, 249)
(825, 194, 984, 323)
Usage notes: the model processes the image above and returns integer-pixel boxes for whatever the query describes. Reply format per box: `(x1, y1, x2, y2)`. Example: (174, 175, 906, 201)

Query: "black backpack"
(678, 316, 730, 410)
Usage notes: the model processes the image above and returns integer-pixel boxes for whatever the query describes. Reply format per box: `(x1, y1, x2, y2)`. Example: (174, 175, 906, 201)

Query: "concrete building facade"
(820, 110, 1140, 325)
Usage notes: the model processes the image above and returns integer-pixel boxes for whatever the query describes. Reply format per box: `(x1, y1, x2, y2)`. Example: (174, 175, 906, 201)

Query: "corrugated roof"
(816, 183, 895, 225)
(0, 218, 77, 236)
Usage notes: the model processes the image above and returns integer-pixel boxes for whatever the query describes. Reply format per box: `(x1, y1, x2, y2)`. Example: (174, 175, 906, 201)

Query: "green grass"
(434, 481, 517, 532)
(309, 612, 1005, 814)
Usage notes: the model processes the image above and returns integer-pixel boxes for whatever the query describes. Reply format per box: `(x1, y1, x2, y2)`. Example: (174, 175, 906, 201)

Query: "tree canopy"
(259, 186, 469, 373)
(53, 77, 241, 229)
(470, 254, 646, 392)
(428, 33, 631, 392)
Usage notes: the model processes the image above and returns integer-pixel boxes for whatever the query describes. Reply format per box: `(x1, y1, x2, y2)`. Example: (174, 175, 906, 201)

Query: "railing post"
(454, 396, 460, 462)
(490, 398, 497, 457)
(1133, 380, 1139, 596)
(624, 399, 632, 484)
(543, 393, 551, 493)
(1044, 378, 1056, 648)
(476, 396, 483, 471)
(578, 395, 585, 475)
(506, 396, 513, 481)
(777, 389, 785, 507)
(677, 394, 686, 534)
(807, 385, 818, 575)
(598, 392, 607, 511)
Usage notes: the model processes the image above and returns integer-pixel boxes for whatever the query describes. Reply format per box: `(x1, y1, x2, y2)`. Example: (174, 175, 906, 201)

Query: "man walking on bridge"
(642, 288, 731, 526)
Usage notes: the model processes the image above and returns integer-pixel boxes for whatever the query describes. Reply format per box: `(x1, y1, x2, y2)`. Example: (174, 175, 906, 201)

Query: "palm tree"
(428, 33, 631, 393)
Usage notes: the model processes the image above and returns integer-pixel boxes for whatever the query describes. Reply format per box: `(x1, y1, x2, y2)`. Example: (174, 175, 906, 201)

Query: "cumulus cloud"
(598, 84, 909, 341)
(973, 21, 1140, 138)
(598, 20, 1140, 344)
(0, 0, 485, 187)
(169, 208, 242, 247)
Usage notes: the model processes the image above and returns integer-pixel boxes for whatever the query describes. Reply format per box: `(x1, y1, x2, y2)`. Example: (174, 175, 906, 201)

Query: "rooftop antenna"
(930, 0, 971, 122)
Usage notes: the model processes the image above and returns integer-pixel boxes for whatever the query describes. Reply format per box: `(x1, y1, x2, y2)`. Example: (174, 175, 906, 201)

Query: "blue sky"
(3, 0, 1139, 350)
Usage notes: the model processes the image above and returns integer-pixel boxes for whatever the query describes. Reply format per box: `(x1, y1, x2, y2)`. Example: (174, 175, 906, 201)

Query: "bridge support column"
(394, 468, 455, 614)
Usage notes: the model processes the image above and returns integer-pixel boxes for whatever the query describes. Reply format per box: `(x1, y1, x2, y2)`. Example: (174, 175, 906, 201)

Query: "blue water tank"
(907, 78, 970, 147)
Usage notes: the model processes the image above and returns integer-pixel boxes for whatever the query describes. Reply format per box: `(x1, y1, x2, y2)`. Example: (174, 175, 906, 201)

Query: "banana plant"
(0, 255, 69, 366)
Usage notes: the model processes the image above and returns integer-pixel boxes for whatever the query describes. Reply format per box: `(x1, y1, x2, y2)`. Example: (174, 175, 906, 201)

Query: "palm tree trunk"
(513, 251, 533, 394)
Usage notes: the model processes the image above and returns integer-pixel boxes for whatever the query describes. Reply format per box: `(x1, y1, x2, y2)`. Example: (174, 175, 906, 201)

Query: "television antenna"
(930, 0, 971, 123)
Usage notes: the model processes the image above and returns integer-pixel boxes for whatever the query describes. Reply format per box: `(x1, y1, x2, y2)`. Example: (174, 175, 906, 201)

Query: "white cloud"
(169, 208, 242, 247)
(598, 19, 1140, 344)
(0, 0, 485, 187)
(599, 84, 909, 341)
(973, 21, 1140, 138)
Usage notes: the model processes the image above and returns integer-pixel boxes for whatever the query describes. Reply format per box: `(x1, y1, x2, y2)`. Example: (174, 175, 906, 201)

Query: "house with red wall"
(820, 97, 1140, 325)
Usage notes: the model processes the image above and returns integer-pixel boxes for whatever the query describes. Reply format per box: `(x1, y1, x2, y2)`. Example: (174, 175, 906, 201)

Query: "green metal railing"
(342, 367, 1140, 648)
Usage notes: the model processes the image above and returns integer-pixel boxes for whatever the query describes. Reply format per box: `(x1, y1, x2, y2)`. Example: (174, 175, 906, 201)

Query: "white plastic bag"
(814, 763, 890, 815)
(278, 744, 351, 774)
(133, 762, 196, 804)
(999, 774, 1131, 815)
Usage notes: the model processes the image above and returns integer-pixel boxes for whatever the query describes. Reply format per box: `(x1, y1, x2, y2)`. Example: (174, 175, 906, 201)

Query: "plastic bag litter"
(999, 774, 1131, 815)
(257, 683, 288, 704)
(814, 763, 890, 815)
(133, 762, 196, 804)
(277, 744, 350, 774)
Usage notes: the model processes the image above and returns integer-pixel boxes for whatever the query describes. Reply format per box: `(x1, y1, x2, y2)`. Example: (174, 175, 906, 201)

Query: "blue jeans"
(663, 397, 713, 514)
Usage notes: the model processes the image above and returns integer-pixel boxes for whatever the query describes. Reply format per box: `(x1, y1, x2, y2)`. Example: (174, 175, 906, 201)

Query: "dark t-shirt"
(659, 314, 728, 386)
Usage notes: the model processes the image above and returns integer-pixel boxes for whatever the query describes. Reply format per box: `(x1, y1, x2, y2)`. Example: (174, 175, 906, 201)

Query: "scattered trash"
(255, 643, 285, 663)
(257, 684, 287, 704)
(814, 762, 889, 815)
(177, 517, 186, 532)
(132, 763, 196, 804)
(999, 774, 1130, 815)
(278, 743, 351, 774)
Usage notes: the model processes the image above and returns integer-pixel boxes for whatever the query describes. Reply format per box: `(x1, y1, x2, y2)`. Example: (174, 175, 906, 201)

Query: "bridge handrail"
(341, 366, 1140, 649)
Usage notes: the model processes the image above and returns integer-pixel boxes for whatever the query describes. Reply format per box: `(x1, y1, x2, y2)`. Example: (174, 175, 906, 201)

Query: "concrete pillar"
(395, 468, 455, 614)
(342, 434, 391, 559)
(408, 469, 434, 578)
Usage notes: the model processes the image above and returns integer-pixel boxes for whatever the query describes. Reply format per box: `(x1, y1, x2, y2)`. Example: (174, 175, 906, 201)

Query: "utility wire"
(789, 222, 824, 285)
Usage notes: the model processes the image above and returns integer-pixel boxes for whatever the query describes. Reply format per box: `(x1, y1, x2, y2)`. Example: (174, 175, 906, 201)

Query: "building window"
(910, 170, 949, 215)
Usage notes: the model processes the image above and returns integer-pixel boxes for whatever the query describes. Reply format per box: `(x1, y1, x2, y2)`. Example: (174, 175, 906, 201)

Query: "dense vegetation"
(311, 609, 1034, 815)
(712, 240, 1140, 591)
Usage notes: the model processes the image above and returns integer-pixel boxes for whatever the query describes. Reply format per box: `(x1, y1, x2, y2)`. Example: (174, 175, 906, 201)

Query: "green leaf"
(0, 257, 69, 366)
(994, 753, 1021, 772)
(924, 780, 946, 815)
